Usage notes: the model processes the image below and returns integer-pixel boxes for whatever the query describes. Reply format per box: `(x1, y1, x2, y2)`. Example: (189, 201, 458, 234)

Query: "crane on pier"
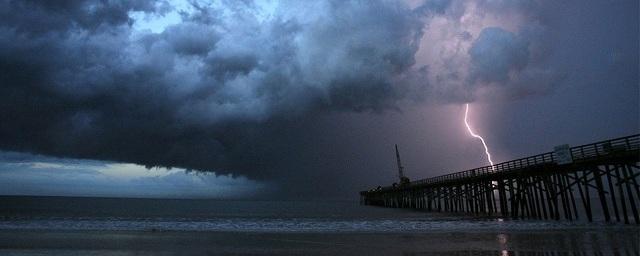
(393, 144, 411, 187)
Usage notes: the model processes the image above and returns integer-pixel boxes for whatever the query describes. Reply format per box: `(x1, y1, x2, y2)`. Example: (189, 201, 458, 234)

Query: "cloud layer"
(0, 0, 636, 197)
(0, 0, 429, 176)
(0, 151, 264, 198)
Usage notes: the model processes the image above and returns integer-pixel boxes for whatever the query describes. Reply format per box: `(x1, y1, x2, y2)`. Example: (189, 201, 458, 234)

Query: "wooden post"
(531, 177, 542, 219)
(593, 167, 611, 221)
(519, 179, 528, 218)
(560, 174, 573, 220)
(536, 178, 548, 219)
(605, 165, 621, 222)
(556, 173, 570, 220)
(498, 180, 508, 217)
(490, 182, 498, 214)
(465, 184, 472, 214)
(523, 177, 535, 218)
(508, 179, 518, 219)
(544, 175, 560, 220)
(622, 165, 639, 224)
(564, 174, 579, 220)
(582, 170, 593, 222)
(615, 165, 630, 224)
(437, 187, 442, 212)
(359, 134, 639, 225)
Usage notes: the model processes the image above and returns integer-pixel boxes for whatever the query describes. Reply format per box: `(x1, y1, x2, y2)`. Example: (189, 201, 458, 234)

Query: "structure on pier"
(394, 144, 411, 187)
(360, 134, 640, 224)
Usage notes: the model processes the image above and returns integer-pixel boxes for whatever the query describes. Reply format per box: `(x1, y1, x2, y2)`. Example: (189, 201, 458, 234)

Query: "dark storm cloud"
(163, 22, 219, 55)
(0, 0, 164, 33)
(469, 27, 529, 83)
(0, 0, 428, 182)
(0, 0, 636, 198)
(415, 0, 573, 103)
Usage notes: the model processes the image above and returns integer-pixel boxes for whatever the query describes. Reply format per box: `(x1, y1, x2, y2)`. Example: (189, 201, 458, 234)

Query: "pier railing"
(374, 134, 639, 191)
(361, 134, 640, 223)
(408, 152, 554, 187)
(570, 134, 639, 162)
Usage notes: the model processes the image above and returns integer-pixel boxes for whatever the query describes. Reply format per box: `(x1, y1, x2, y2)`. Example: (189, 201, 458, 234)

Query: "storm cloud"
(469, 27, 529, 84)
(0, 0, 637, 198)
(0, 0, 428, 181)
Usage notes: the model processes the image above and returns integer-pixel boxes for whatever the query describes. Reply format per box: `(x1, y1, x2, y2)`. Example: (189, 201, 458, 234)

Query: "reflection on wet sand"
(408, 250, 638, 256)
(406, 231, 639, 256)
(1, 229, 637, 255)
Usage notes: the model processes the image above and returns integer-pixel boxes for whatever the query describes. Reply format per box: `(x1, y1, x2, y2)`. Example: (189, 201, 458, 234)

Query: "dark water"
(0, 196, 638, 255)
(0, 195, 634, 232)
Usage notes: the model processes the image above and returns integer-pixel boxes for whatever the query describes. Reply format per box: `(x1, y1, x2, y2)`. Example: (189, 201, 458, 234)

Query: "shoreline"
(0, 224, 639, 234)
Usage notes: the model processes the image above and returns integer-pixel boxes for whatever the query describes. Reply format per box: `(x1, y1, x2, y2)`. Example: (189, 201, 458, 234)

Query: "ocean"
(0, 196, 638, 255)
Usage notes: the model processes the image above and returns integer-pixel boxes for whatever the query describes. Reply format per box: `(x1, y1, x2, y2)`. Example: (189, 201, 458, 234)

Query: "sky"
(0, 0, 637, 199)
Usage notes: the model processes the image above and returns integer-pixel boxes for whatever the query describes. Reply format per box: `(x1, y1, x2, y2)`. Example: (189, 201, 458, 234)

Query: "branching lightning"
(464, 103, 495, 171)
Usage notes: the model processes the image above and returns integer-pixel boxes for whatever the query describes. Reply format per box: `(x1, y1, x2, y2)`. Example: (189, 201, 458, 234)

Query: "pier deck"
(360, 134, 640, 223)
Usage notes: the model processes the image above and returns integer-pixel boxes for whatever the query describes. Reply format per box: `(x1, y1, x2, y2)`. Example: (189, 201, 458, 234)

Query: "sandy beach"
(0, 229, 638, 255)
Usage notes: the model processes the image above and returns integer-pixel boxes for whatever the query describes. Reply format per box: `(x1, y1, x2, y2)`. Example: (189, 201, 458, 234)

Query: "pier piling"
(361, 134, 640, 223)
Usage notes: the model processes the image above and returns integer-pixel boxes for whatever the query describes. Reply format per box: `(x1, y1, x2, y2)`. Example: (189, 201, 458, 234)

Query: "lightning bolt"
(464, 103, 495, 171)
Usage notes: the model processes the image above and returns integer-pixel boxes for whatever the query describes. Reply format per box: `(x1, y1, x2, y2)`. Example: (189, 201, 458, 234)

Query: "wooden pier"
(360, 134, 640, 223)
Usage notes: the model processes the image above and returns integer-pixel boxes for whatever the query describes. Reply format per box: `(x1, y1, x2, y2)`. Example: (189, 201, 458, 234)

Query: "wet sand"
(0, 229, 638, 255)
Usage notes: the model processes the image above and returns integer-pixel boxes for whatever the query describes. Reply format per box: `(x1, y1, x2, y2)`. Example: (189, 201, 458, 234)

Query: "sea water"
(0, 196, 638, 255)
(0, 196, 635, 232)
